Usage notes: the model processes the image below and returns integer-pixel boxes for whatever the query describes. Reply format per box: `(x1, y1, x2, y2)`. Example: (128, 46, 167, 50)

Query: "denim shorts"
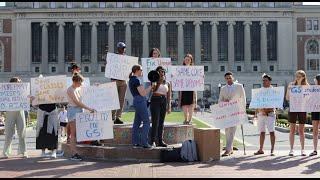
(67, 106, 84, 122)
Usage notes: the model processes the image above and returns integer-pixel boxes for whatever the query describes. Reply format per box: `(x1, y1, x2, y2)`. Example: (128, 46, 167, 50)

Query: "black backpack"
(160, 147, 183, 162)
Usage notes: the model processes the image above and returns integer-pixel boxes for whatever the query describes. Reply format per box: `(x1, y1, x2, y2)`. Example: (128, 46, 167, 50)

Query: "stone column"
(210, 21, 219, 73)
(40, 22, 48, 74)
(159, 21, 168, 57)
(56, 21, 65, 73)
(107, 21, 115, 53)
(90, 21, 98, 73)
(243, 21, 252, 72)
(260, 21, 268, 72)
(194, 21, 202, 65)
(142, 21, 150, 57)
(73, 21, 82, 65)
(124, 21, 132, 55)
(176, 21, 185, 64)
(227, 21, 235, 72)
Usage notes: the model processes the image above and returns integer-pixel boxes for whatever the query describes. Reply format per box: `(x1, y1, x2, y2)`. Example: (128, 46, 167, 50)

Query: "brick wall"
(3, 19, 12, 33)
(297, 35, 320, 70)
(0, 37, 12, 72)
(297, 17, 305, 32)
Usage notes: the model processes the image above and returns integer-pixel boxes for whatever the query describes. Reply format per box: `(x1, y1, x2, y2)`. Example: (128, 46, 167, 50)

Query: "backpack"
(160, 147, 183, 162)
(180, 140, 198, 162)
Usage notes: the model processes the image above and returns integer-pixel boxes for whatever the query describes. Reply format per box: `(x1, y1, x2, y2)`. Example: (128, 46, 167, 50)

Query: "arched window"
(0, 41, 3, 72)
(307, 39, 319, 54)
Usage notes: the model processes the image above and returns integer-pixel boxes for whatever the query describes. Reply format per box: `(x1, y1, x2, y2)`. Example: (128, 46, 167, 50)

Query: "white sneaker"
(301, 150, 306, 156)
(51, 152, 57, 159)
(289, 150, 294, 156)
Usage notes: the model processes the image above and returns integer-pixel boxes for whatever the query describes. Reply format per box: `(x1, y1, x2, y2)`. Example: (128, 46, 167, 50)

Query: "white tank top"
(67, 86, 82, 107)
(154, 83, 169, 95)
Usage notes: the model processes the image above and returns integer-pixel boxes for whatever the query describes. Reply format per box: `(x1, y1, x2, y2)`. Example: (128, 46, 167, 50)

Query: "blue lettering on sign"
(291, 86, 302, 93)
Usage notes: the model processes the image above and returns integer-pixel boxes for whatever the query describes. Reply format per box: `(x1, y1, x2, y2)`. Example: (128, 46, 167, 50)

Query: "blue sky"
(0, 2, 320, 6)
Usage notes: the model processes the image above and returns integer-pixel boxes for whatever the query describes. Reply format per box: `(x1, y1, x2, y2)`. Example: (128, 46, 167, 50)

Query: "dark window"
(237, 66, 242, 72)
(97, 22, 108, 62)
(267, 21, 277, 61)
(51, 66, 56, 73)
(101, 66, 105, 72)
(84, 66, 89, 73)
(200, 22, 211, 61)
(253, 65, 258, 71)
(81, 22, 91, 62)
(251, 21, 261, 61)
(184, 22, 195, 56)
(114, 22, 125, 53)
(306, 20, 312, 30)
(253, 84, 261, 89)
(131, 22, 143, 58)
(48, 22, 58, 63)
(204, 66, 208, 72)
(35, 66, 40, 73)
(64, 22, 75, 63)
(67, 66, 72, 72)
(234, 21, 244, 61)
(167, 22, 178, 61)
(269, 65, 274, 71)
(314, 20, 319, 30)
(220, 66, 225, 72)
(31, 23, 42, 63)
(218, 22, 228, 61)
(149, 22, 160, 51)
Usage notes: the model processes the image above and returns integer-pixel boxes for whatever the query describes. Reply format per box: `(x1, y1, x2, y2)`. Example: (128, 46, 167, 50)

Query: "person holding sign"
(110, 42, 127, 124)
(254, 74, 276, 156)
(128, 65, 153, 148)
(286, 70, 309, 156)
(149, 48, 161, 58)
(149, 66, 172, 147)
(178, 54, 197, 125)
(2, 77, 28, 158)
(67, 73, 96, 161)
(310, 74, 320, 156)
(219, 72, 246, 157)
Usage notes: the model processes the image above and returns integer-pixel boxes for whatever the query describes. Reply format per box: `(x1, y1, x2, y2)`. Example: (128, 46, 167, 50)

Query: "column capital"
(260, 21, 269, 26)
(56, 21, 65, 27)
(107, 21, 115, 26)
(73, 21, 82, 26)
(243, 21, 252, 26)
(124, 21, 133, 26)
(193, 21, 202, 26)
(89, 21, 98, 26)
(210, 21, 219, 26)
(159, 21, 168, 26)
(176, 21, 185, 26)
(40, 22, 49, 27)
(227, 21, 236, 26)
(141, 21, 150, 26)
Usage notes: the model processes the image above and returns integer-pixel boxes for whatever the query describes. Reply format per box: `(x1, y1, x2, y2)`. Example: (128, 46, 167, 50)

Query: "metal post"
(241, 124, 246, 155)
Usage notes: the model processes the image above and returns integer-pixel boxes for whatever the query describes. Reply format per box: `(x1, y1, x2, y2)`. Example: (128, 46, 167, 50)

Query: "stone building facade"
(0, 2, 319, 104)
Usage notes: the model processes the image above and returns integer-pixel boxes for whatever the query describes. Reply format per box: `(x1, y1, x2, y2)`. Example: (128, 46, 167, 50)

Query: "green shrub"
(29, 112, 37, 120)
(246, 109, 255, 115)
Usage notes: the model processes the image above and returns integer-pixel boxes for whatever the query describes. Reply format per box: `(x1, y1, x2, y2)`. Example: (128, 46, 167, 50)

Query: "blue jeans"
(132, 95, 150, 146)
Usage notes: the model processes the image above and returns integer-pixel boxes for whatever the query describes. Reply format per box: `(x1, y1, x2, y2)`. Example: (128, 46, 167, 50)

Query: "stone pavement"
(1, 124, 320, 177)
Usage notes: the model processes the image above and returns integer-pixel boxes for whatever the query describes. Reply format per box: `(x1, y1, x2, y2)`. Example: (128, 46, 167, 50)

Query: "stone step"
(61, 143, 182, 162)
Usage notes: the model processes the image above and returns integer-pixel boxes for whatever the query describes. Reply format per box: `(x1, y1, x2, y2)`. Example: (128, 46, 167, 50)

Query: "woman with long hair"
(178, 54, 197, 125)
(310, 74, 320, 156)
(286, 70, 309, 156)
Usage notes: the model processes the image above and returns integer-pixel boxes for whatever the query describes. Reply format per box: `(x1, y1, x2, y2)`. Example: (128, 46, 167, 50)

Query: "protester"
(67, 73, 96, 161)
(149, 66, 172, 147)
(254, 74, 276, 156)
(58, 106, 68, 139)
(128, 65, 153, 148)
(149, 48, 161, 58)
(310, 74, 320, 156)
(219, 72, 246, 157)
(178, 54, 197, 125)
(2, 77, 28, 158)
(285, 70, 309, 156)
(110, 42, 127, 124)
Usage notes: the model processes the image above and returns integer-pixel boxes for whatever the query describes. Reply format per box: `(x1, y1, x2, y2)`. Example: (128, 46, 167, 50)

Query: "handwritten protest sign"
(81, 82, 120, 112)
(66, 77, 90, 87)
(105, 53, 139, 81)
(76, 111, 114, 142)
(289, 85, 320, 112)
(31, 75, 68, 105)
(209, 99, 248, 129)
(249, 86, 284, 109)
(141, 58, 172, 82)
(170, 66, 204, 91)
(0, 83, 30, 111)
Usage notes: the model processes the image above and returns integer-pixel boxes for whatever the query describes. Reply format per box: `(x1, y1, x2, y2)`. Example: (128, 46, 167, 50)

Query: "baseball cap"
(117, 42, 126, 49)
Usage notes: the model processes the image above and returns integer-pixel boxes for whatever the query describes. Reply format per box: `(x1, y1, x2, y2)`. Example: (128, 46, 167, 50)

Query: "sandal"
(309, 151, 317, 156)
(254, 150, 264, 155)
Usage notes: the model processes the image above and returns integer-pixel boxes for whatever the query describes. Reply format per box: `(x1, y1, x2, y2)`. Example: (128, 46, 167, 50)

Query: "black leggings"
(149, 95, 167, 144)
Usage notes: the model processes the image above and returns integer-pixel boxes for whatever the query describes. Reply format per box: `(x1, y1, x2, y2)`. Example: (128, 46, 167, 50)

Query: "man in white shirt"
(58, 106, 68, 138)
(218, 72, 246, 157)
